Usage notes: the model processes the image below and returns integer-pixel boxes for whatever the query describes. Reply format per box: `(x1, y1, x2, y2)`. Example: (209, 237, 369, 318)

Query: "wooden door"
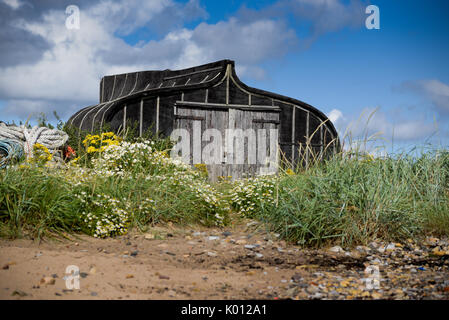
(173, 105, 279, 181)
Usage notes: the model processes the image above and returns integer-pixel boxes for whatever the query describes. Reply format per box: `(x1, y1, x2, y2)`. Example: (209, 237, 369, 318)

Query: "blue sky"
(0, 0, 448, 153)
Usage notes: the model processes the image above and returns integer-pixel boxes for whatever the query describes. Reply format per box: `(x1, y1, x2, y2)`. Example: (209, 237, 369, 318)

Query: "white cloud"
(291, 0, 365, 35)
(327, 108, 344, 124)
(400, 79, 449, 116)
(0, 1, 297, 119)
(329, 107, 438, 143)
(0, 0, 366, 121)
(2, 0, 23, 10)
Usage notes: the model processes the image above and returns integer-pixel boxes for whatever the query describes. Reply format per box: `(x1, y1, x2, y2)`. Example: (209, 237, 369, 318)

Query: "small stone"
(207, 236, 220, 241)
(11, 290, 28, 297)
(244, 244, 257, 250)
(130, 251, 138, 257)
(222, 231, 232, 237)
(369, 241, 379, 249)
(329, 246, 345, 253)
(386, 243, 396, 251)
(207, 251, 217, 257)
(425, 237, 439, 246)
(356, 246, 369, 252)
(158, 275, 170, 280)
(255, 253, 264, 259)
(246, 221, 259, 227)
(40, 277, 56, 285)
(236, 239, 247, 245)
(371, 292, 382, 299)
(291, 273, 302, 282)
(91, 292, 98, 296)
(89, 267, 97, 275)
(2, 264, 9, 270)
(168, 290, 176, 297)
(80, 272, 88, 278)
(144, 234, 155, 240)
(306, 285, 319, 295)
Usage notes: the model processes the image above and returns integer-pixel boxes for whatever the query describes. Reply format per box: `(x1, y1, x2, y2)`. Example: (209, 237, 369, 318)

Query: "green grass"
(0, 115, 448, 246)
(256, 148, 449, 247)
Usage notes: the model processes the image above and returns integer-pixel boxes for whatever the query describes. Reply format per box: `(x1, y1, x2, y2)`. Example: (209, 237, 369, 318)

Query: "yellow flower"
(286, 168, 295, 175)
(102, 132, 115, 138)
(87, 146, 98, 153)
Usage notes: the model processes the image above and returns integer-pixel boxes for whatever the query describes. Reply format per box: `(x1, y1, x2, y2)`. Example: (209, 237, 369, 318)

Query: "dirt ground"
(1, 221, 448, 300)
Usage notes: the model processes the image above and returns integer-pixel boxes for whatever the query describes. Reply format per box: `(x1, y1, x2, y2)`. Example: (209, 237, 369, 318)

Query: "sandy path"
(1, 222, 448, 300)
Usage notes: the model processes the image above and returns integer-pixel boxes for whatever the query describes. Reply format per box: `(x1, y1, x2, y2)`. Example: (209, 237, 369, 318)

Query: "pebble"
(369, 241, 379, 249)
(329, 246, 345, 253)
(11, 290, 28, 297)
(193, 232, 204, 237)
(306, 285, 319, 294)
(244, 244, 257, 250)
(207, 251, 217, 257)
(144, 234, 155, 240)
(40, 277, 55, 285)
(208, 236, 220, 241)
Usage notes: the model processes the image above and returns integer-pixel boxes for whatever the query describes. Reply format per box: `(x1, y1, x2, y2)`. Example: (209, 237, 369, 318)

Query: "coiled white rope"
(0, 122, 68, 159)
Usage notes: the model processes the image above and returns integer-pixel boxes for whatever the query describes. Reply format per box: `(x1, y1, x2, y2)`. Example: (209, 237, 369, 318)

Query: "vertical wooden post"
(292, 106, 296, 169)
(226, 64, 230, 105)
(306, 112, 310, 169)
(139, 99, 143, 137)
(123, 105, 127, 132)
(156, 96, 160, 133)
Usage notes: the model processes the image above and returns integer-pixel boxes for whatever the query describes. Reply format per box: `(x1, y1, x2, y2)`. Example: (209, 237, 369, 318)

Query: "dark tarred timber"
(68, 60, 340, 180)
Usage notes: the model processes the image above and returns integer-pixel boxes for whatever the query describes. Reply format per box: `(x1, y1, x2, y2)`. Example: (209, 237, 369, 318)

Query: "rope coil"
(0, 122, 68, 160)
(0, 139, 24, 169)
